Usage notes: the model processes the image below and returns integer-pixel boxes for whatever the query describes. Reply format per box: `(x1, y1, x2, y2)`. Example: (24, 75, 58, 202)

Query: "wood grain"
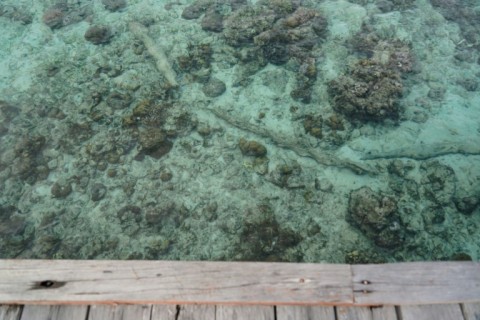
(88, 305, 151, 320)
(371, 306, 397, 320)
(352, 262, 480, 305)
(0, 305, 22, 320)
(462, 303, 480, 320)
(399, 304, 464, 320)
(276, 306, 336, 320)
(0, 260, 479, 307)
(150, 305, 177, 320)
(216, 306, 274, 320)
(177, 305, 215, 320)
(336, 306, 372, 320)
(20, 305, 88, 320)
(0, 260, 352, 305)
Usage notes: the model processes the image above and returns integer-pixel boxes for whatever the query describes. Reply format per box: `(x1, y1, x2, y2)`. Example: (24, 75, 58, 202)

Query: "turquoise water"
(0, 0, 479, 263)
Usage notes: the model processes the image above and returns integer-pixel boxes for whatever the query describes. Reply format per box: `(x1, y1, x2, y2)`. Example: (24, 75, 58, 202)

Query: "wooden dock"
(0, 260, 479, 319)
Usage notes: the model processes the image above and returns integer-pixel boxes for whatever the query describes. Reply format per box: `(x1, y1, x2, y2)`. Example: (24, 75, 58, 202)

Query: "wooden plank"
(0, 260, 352, 305)
(88, 305, 115, 320)
(352, 262, 480, 305)
(118, 305, 151, 320)
(150, 305, 177, 320)
(336, 306, 372, 320)
(462, 303, 480, 320)
(177, 305, 215, 320)
(276, 306, 335, 319)
(216, 305, 274, 320)
(21, 305, 88, 320)
(371, 306, 397, 320)
(399, 304, 464, 320)
(20, 305, 51, 320)
(0, 305, 22, 320)
(88, 305, 151, 320)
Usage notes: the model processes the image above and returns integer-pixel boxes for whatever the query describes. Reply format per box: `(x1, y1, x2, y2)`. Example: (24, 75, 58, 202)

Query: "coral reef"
(42, 7, 67, 29)
(347, 187, 404, 248)
(11, 135, 48, 184)
(331, 28, 417, 122)
(201, 9, 224, 32)
(0, 4, 32, 24)
(328, 59, 403, 122)
(375, 0, 416, 12)
(420, 161, 455, 205)
(303, 114, 323, 139)
(267, 163, 303, 188)
(51, 180, 73, 199)
(238, 138, 267, 157)
(102, 0, 127, 12)
(42, 2, 92, 30)
(138, 128, 173, 160)
(177, 43, 212, 74)
(181, 0, 212, 20)
(344, 249, 386, 264)
(430, 0, 480, 40)
(454, 196, 479, 215)
(202, 78, 226, 97)
(236, 204, 302, 261)
(84, 25, 112, 45)
(0, 0, 478, 264)
(0, 205, 31, 258)
(183, 0, 328, 103)
(90, 183, 107, 202)
(0, 101, 19, 136)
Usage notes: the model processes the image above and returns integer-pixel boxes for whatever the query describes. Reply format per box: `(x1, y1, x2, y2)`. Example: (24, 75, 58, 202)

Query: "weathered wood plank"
(0, 305, 22, 320)
(150, 304, 177, 320)
(276, 306, 335, 319)
(336, 306, 372, 320)
(88, 305, 151, 320)
(216, 306, 274, 320)
(21, 305, 88, 320)
(352, 262, 480, 305)
(371, 306, 397, 320)
(462, 303, 480, 320)
(177, 305, 215, 320)
(118, 305, 151, 320)
(88, 305, 115, 320)
(0, 260, 352, 305)
(399, 304, 464, 320)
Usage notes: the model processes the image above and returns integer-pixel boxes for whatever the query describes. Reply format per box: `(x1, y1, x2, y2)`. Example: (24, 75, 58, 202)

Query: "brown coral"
(329, 59, 403, 122)
(347, 187, 404, 248)
(84, 25, 112, 45)
(42, 7, 65, 29)
(238, 138, 267, 157)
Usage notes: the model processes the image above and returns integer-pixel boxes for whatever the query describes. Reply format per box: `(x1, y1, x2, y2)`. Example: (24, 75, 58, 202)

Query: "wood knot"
(29, 280, 66, 290)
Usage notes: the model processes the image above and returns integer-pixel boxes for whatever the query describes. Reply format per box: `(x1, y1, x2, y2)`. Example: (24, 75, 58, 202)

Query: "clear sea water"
(0, 0, 479, 263)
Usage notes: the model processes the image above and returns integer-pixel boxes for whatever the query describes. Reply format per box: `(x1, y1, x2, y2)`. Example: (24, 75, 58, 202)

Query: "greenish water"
(0, 0, 479, 263)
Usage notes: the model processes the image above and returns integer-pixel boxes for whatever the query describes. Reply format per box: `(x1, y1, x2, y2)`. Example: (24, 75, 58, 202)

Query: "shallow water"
(0, 0, 479, 263)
